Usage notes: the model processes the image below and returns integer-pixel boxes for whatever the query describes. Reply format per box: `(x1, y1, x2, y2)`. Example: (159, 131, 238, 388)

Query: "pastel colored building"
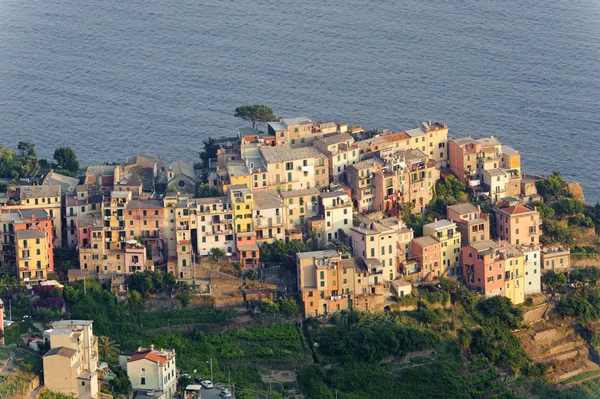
(43, 320, 99, 399)
(122, 346, 177, 399)
(319, 191, 353, 241)
(462, 240, 525, 305)
(350, 218, 413, 282)
(253, 189, 285, 244)
(260, 145, 329, 191)
(423, 219, 462, 277)
(297, 251, 376, 318)
(268, 117, 348, 148)
(312, 133, 360, 181)
(495, 203, 540, 246)
(412, 236, 441, 280)
(523, 246, 542, 294)
(446, 203, 490, 246)
(2, 185, 62, 246)
(541, 247, 571, 272)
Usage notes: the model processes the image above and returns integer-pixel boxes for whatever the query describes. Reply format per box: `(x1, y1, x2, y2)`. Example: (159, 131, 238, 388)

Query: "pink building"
(462, 240, 505, 295)
(236, 232, 260, 268)
(495, 203, 540, 246)
(412, 236, 441, 280)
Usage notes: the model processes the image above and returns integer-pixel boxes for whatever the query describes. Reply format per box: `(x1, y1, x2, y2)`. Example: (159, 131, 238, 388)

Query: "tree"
(17, 142, 36, 157)
(198, 137, 218, 169)
(234, 105, 277, 129)
(210, 248, 225, 258)
(53, 147, 79, 173)
(534, 202, 555, 219)
(97, 336, 120, 361)
(542, 271, 567, 297)
(536, 172, 570, 201)
(556, 198, 585, 218)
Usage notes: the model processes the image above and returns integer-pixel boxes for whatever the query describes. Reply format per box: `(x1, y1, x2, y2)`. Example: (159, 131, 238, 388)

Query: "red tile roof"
(499, 205, 535, 215)
(128, 350, 168, 365)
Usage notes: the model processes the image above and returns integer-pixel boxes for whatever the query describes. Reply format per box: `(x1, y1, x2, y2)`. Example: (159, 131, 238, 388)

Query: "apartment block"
(523, 246, 542, 294)
(446, 203, 490, 246)
(65, 186, 103, 248)
(462, 240, 525, 305)
(297, 250, 368, 318)
(412, 236, 441, 279)
(253, 189, 285, 244)
(423, 219, 462, 277)
(230, 185, 259, 267)
(268, 117, 348, 148)
(195, 196, 235, 256)
(372, 149, 439, 214)
(346, 158, 384, 212)
(312, 133, 360, 181)
(16, 229, 53, 283)
(448, 136, 521, 202)
(43, 320, 99, 399)
(319, 191, 353, 241)
(280, 188, 320, 231)
(122, 346, 177, 399)
(260, 145, 329, 191)
(403, 121, 449, 168)
(0, 210, 54, 283)
(494, 203, 540, 246)
(350, 218, 413, 281)
(2, 185, 62, 246)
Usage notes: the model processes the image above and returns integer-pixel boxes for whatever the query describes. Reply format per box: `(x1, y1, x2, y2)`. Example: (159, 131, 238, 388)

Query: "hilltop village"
(2, 115, 600, 399)
(2, 118, 567, 311)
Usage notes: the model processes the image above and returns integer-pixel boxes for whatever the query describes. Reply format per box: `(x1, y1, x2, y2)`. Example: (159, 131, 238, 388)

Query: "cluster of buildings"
(0, 116, 573, 317)
(40, 319, 177, 399)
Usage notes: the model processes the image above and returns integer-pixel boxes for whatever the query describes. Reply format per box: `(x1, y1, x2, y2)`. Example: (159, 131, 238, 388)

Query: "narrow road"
(29, 384, 43, 399)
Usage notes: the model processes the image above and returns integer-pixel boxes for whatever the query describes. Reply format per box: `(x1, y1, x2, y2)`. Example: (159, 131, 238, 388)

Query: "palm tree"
(98, 336, 120, 361)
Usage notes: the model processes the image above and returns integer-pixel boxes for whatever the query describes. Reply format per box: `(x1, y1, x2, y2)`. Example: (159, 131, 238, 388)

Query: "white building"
(122, 346, 177, 399)
(319, 191, 353, 241)
(523, 246, 542, 295)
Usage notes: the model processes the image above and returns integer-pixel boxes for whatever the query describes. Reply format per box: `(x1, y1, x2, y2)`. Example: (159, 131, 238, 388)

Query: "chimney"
(150, 344, 154, 351)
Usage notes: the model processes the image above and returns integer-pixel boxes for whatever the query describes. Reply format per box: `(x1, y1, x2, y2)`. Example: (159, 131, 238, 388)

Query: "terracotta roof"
(383, 132, 410, 142)
(128, 350, 168, 365)
(498, 204, 535, 215)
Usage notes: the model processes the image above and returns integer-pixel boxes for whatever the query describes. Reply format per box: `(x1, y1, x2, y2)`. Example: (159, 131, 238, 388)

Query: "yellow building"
(229, 185, 254, 233)
(503, 250, 525, 305)
(423, 219, 462, 277)
(260, 146, 329, 192)
(4, 185, 62, 246)
(501, 146, 521, 173)
(279, 188, 320, 231)
(15, 229, 51, 283)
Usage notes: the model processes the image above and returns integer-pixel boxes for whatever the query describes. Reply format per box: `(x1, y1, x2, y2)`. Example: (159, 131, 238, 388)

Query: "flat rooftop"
(260, 146, 327, 163)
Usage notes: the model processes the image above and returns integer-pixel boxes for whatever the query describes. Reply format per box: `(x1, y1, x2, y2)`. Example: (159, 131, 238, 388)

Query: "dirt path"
(29, 384, 43, 399)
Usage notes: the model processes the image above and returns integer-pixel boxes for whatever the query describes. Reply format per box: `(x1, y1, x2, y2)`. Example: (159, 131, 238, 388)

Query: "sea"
(1, 0, 599, 202)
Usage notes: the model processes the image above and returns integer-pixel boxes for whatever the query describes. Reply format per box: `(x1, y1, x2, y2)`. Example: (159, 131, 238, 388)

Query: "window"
(141, 377, 146, 385)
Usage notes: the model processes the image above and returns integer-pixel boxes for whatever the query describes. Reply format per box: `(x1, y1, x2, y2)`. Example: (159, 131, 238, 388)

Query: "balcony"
(176, 225, 190, 231)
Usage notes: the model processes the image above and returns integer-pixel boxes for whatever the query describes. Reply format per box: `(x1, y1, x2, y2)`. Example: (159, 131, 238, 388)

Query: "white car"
(200, 380, 213, 389)
(220, 389, 232, 398)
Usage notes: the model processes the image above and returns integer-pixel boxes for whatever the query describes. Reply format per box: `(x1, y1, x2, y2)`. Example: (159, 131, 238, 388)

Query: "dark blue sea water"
(1, 0, 599, 202)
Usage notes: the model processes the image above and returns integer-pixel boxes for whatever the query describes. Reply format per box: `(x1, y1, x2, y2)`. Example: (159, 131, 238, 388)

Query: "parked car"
(194, 377, 202, 384)
(220, 389, 232, 398)
(200, 380, 213, 389)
